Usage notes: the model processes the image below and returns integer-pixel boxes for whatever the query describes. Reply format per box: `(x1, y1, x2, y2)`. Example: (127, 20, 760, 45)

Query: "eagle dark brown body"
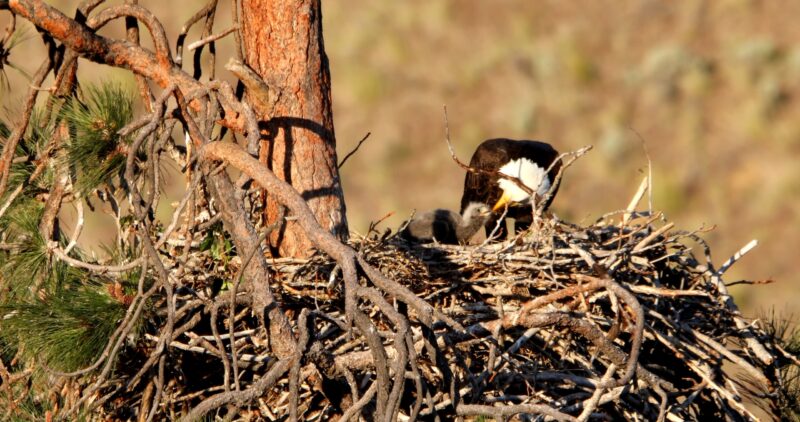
(460, 138, 561, 237)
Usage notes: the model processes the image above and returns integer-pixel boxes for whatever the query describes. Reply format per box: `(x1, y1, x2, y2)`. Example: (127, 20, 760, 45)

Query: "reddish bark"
(241, 0, 347, 258)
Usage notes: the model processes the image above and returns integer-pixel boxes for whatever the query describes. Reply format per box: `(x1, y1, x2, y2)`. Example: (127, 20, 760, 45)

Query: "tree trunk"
(240, 0, 347, 258)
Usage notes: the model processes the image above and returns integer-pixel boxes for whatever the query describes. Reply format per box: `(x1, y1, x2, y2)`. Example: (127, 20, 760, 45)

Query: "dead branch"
(0, 2, 789, 421)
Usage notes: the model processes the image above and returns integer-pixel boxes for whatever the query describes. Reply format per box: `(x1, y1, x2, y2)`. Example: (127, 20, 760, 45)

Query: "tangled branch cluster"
(257, 212, 795, 421)
(0, 1, 797, 421)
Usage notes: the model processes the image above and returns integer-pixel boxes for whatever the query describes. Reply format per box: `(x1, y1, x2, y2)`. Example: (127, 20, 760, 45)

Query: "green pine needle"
(5, 26, 32, 51)
(0, 201, 49, 293)
(4, 139, 40, 195)
(62, 83, 134, 193)
(0, 200, 80, 297)
(0, 279, 128, 372)
(0, 110, 55, 206)
(757, 310, 800, 420)
(1, 27, 33, 94)
(1, 379, 58, 422)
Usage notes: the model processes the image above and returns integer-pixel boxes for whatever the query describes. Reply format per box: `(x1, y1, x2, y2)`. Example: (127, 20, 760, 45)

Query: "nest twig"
(117, 208, 786, 421)
(0, 2, 795, 421)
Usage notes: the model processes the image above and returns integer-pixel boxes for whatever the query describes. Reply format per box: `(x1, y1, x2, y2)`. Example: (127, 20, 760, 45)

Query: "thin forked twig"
(338, 131, 371, 169)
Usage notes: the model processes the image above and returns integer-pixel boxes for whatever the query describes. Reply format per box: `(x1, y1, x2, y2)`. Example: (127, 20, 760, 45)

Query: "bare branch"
(0, 58, 52, 199)
(337, 131, 371, 169)
(187, 25, 237, 51)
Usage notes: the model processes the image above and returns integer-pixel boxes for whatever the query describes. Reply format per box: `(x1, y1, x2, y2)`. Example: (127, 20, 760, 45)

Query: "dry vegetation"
(326, 1, 800, 315)
(5, 174, 799, 420)
(0, 1, 798, 421)
(261, 205, 794, 421)
(1, 1, 796, 313)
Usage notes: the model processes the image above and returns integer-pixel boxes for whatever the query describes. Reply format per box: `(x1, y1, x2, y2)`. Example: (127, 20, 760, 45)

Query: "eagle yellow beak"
(492, 193, 512, 212)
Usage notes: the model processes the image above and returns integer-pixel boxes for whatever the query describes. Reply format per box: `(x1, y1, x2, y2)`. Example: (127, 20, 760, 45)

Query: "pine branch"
(62, 83, 135, 193)
(0, 280, 129, 372)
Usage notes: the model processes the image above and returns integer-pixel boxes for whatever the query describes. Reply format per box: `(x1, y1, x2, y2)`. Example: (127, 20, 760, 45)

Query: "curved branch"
(0, 57, 51, 201)
(574, 272, 645, 388)
(7, 0, 206, 101)
(180, 358, 292, 422)
(201, 141, 461, 330)
(88, 5, 173, 66)
(201, 143, 348, 261)
(174, 0, 218, 66)
(493, 309, 669, 391)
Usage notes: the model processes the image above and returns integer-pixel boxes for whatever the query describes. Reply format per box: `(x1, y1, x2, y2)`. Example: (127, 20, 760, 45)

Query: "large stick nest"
(0, 1, 797, 420)
(148, 210, 793, 421)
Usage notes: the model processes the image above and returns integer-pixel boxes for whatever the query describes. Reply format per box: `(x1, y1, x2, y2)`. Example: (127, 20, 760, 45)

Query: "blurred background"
(1, 0, 798, 318)
(326, 0, 800, 319)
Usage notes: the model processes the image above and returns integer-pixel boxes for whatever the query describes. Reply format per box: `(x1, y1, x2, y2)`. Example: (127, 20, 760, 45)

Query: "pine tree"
(0, 1, 345, 418)
(0, 2, 795, 421)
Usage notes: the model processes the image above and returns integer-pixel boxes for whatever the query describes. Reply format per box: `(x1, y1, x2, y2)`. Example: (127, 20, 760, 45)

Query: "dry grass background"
(2, 0, 798, 319)
(327, 0, 800, 319)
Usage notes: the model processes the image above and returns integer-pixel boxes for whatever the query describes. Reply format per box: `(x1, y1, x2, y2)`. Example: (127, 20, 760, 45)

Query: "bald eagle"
(460, 138, 561, 238)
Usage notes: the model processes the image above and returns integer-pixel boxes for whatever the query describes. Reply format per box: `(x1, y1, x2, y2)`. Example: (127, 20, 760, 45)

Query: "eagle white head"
(493, 158, 551, 211)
